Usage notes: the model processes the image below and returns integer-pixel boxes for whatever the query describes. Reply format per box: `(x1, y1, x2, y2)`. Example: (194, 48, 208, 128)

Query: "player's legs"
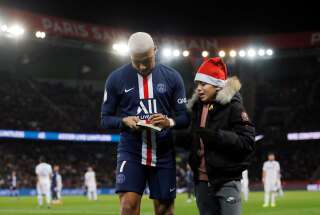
(119, 192, 142, 215)
(115, 161, 147, 215)
(263, 183, 270, 207)
(37, 194, 43, 206)
(37, 183, 43, 206)
(186, 183, 194, 202)
(148, 167, 176, 215)
(153, 199, 174, 215)
(57, 190, 61, 200)
(44, 184, 51, 206)
(93, 188, 98, 200)
(242, 183, 249, 202)
(87, 190, 92, 200)
(45, 191, 51, 206)
(271, 191, 276, 207)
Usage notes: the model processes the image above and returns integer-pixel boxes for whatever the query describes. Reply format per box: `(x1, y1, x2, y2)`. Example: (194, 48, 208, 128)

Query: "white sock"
(243, 187, 249, 202)
(271, 192, 276, 205)
(38, 195, 43, 206)
(93, 191, 97, 200)
(46, 192, 51, 205)
(264, 192, 270, 205)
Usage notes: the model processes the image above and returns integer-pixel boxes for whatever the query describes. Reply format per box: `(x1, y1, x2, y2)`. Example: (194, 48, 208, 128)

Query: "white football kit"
(85, 171, 97, 200)
(35, 163, 52, 206)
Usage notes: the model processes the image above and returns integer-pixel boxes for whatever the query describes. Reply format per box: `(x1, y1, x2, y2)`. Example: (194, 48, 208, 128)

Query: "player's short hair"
(128, 32, 155, 54)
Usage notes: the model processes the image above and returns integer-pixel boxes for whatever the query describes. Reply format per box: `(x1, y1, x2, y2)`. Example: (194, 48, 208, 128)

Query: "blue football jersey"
(101, 63, 189, 168)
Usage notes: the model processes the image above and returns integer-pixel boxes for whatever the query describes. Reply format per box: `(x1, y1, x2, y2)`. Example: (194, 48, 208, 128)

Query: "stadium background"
(0, 2, 320, 215)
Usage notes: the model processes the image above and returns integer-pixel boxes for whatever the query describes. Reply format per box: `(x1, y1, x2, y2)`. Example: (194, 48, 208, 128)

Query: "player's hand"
(149, 114, 170, 129)
(122, 116, 140, 129)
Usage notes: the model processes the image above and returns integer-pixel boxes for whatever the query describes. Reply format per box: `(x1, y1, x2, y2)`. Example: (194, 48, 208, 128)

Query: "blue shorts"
(115, 161, 176, 200)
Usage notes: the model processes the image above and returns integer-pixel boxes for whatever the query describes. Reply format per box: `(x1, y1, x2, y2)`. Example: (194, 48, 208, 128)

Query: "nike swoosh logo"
(170, 188, 176, 192)
(124, 88, 134, 93)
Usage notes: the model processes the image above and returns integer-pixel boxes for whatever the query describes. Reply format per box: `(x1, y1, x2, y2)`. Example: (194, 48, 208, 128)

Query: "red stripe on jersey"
(146, 130, 152, 166)
(143, 75, 152, 166)
(143, 76, 149, 99)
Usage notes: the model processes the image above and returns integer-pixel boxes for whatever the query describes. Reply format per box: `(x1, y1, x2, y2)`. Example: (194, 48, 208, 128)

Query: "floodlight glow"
(116, 43, 129, 56)
(173, 49, 180, 57)
(112, 43, 119, 50)
(258, 49, 265, 56)
(266, 49, 273, 56)
(247, 49, 256, 57)
(182, 50, 190, 57)
(218, 50, 226, 58)
(239, 50, 246, 57)
(162, 48, 172, 57)
(1, 25, 8, 32)
(229, 50, 237, 58)
(202, 51, 209, 58)
(8, 25, 24, 37)
(35, 31, 46, 39)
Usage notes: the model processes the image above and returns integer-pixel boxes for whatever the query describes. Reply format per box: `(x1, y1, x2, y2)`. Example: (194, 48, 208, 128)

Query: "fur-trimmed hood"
(187, 76, 241, 110)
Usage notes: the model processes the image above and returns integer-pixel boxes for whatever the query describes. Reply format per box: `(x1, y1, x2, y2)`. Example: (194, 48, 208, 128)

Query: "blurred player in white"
(241, 169, 249, 202)
(84, 166, 97, 201)
(51, 165, 63, 204)
(262, 153, 280, 207)
(10, 171, 19, 198)
(35, 157, 53, 208)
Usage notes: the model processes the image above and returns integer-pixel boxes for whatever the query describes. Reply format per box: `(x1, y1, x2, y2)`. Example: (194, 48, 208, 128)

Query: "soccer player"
(51, 165, 63, 204)
(35, 156, 53, 208)
(84, 167, 98, 201)
(262, 153, 281, 207)
(101, 32, 189, 215)
(241, 169, 249, 202)
(9, 171, 19, 198)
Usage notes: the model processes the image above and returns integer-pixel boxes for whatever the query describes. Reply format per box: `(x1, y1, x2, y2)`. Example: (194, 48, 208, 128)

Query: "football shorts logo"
(116, 174, 126, 184)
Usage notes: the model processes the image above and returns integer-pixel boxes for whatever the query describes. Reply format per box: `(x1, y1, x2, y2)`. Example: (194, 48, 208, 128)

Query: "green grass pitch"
(0, 191, 319, 215)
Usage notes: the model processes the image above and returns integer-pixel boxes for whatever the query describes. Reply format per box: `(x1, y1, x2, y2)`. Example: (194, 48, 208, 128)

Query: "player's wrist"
(168, 118, 175, 128)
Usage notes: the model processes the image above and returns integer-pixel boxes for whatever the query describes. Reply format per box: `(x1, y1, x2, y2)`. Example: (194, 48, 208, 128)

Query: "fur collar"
(187, 76, 241, 110)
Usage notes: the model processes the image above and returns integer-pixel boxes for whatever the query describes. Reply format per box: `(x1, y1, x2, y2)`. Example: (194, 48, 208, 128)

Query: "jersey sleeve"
(101, 72, 123, 129)
(171, 71, 190, 129)
(48, 165, 53, 174)
(263, 162, 267, 171)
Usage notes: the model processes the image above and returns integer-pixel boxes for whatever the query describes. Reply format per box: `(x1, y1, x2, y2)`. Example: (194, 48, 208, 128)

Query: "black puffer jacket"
(188, 77, 255, 190)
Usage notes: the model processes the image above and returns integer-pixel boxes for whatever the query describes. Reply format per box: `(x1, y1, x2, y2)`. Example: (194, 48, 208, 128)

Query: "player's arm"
(101, 72, 124, 129)
(277, 163, 281, 181)
(101, 73, 140, 129)
(262, 170, 266, 184)
(171, 72, 190, 129)
(149, 72, 190, 129)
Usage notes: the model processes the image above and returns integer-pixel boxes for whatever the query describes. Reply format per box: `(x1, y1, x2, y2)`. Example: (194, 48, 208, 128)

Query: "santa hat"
(194, 57, 227, 88)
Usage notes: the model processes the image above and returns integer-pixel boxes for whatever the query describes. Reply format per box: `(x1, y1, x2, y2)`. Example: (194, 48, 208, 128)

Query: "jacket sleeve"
(198, 102, 255, 154)
(100, 73, 123, 129)
(171, 72, 190, 129)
